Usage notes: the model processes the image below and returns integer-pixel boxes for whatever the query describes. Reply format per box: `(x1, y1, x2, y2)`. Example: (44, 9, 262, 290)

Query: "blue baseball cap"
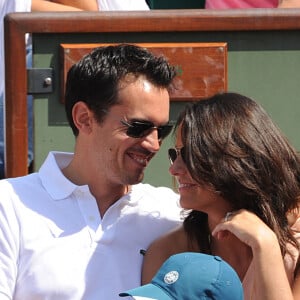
(119, 252, 243, 300)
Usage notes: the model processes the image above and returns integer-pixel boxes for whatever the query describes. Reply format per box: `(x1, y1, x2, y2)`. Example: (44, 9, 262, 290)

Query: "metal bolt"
(44, 77, 52, 87)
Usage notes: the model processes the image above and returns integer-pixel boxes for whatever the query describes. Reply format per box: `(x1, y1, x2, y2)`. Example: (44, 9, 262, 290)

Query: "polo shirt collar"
(39, 151, 79, 200)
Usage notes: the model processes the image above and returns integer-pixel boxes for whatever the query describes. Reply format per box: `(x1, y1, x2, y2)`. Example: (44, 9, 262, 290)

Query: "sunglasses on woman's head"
(168, 147, 185, 164)
(121, 120, 173, 140)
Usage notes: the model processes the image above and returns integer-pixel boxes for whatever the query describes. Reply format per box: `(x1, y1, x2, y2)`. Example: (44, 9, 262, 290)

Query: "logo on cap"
(164, 271, 179, 284)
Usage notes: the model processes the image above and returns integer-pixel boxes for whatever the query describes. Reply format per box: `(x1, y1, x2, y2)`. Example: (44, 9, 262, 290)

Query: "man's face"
(89, 76, 171, 186)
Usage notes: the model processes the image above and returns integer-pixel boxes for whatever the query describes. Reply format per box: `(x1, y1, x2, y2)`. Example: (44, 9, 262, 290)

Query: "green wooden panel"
(228, 50, 300, 146)
(32, 30, 300, 188)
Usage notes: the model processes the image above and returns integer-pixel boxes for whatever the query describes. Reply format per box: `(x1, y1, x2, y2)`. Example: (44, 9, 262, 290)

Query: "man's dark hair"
(65, 44, 176, 136)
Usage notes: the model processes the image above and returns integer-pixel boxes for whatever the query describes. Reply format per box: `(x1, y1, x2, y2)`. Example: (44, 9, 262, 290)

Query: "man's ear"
(72, 101, 93, 134)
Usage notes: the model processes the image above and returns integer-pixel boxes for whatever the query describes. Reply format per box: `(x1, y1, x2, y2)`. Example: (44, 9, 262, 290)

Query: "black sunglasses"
(168, 147, 185, 164)
(121, 120, 173, 140)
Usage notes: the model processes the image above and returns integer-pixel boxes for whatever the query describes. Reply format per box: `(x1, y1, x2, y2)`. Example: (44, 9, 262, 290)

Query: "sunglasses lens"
(126, 122, 153, 138)
(158, 125, 173, 139)
(168, 147, 185, 164)
(126, 122, 173, 139)
(168, 148, 177, 164)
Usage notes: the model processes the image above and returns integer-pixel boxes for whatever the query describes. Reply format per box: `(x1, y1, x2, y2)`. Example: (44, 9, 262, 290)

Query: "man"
(0, 44, 181, 299)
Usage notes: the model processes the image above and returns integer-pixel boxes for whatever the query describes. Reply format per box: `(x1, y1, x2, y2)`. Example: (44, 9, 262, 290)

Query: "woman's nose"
(169, 155, 186, 176)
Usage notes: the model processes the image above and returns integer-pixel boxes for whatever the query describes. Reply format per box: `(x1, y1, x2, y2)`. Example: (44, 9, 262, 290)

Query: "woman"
(142, 92, 300, 299)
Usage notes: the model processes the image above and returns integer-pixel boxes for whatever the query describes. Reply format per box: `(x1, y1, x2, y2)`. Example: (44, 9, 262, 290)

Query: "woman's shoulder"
(148, 225, 190, 254)
(141, 225, 190, 283)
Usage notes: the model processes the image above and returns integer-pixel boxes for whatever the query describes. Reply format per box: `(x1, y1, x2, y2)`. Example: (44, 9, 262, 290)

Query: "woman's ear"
(72, 101, 93, 134)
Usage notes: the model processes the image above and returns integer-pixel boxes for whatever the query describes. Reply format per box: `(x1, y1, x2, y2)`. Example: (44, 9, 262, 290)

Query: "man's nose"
(140, 129, 161, 152)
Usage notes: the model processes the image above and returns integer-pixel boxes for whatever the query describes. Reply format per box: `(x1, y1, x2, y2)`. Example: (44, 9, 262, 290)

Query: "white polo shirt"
(96, 0, 149, 10)
(0, 151, 181, 299)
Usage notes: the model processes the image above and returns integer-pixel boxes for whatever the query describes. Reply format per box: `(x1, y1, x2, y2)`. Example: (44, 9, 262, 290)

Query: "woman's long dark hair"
(177, 92, 300, 256)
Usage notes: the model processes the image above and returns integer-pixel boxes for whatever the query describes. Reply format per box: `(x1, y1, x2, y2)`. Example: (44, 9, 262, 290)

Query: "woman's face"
(169, 124, 230, 215)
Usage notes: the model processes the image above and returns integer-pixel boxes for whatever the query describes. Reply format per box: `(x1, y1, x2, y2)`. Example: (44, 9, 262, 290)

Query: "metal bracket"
(27, 68, 54, 94)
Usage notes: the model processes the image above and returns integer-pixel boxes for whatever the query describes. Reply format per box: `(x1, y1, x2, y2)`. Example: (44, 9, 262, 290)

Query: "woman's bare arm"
(213, 209, 295, 300)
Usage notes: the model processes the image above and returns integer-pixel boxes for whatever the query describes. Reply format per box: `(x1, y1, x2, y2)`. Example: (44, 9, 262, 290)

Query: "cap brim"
(119, 283, 172, 300)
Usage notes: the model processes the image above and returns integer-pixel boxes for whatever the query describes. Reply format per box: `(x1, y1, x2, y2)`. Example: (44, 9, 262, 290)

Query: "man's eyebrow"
(127, 118, 172, 126)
